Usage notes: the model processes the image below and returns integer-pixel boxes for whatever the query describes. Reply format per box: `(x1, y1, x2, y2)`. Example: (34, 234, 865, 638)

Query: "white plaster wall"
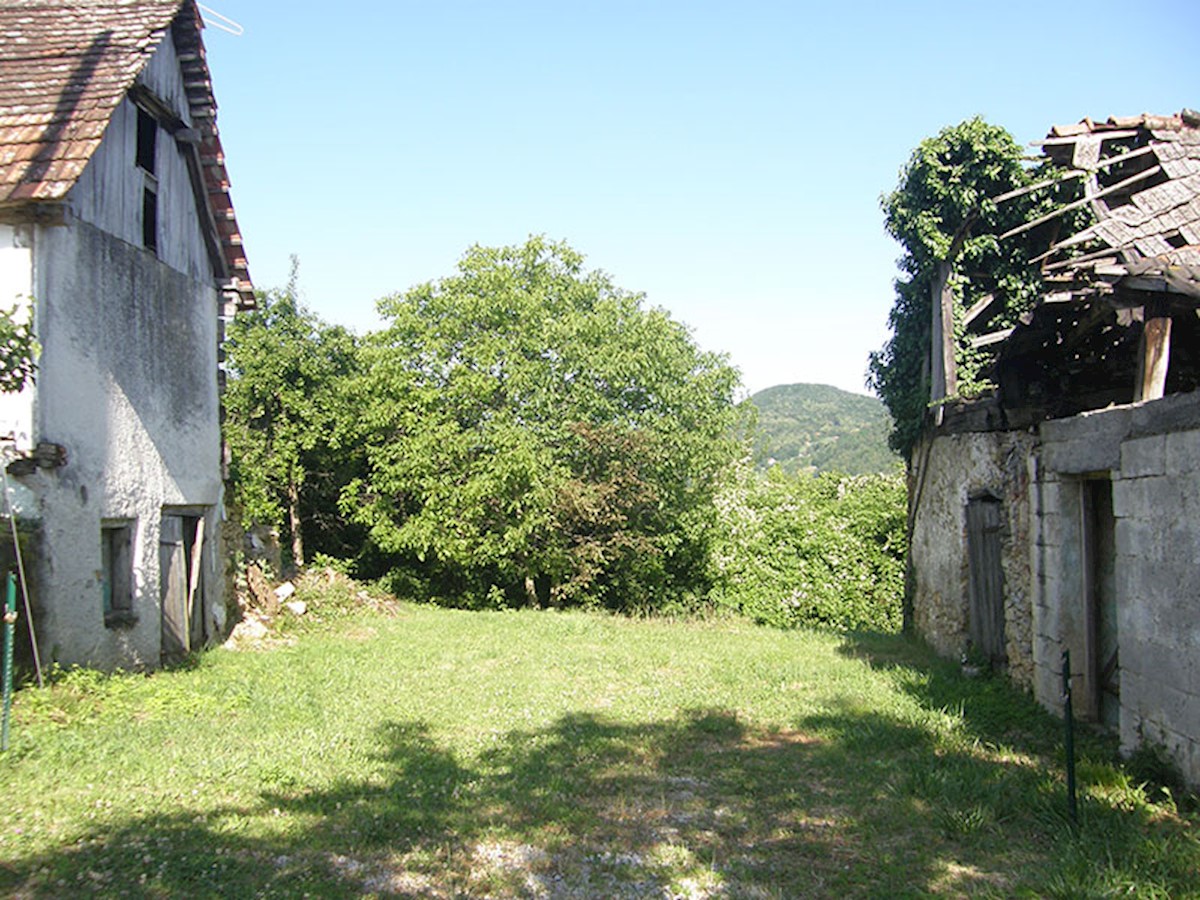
(20, 216, 224, 668)
(0, 224, 34, 451)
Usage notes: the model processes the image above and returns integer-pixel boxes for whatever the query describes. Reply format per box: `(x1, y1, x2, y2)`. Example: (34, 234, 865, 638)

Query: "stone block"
(1166, 429, 1200, 476)
(1130, 390, 1200, 439)
(1042, 438, 1121, 475)
(1113, 477, 1182, 529)
(1033, 661, 1063, 713)
(1153, 684, 1200, 745)
(1035, 482, 1060, 515)
(1038, 510, 1062, 550)
(1042, 405, 1131, 446)
(1121, 434, 1166, 478)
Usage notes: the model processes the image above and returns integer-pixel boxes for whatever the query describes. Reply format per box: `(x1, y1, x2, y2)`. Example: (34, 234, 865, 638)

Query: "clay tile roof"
(0, 0, 253, 307)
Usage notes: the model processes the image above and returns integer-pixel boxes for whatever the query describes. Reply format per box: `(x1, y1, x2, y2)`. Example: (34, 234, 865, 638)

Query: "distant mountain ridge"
(745, 383, 899, 475)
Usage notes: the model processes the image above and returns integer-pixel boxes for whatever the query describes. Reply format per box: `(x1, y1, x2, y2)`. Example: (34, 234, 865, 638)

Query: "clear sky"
(202, 1, 1199, 397)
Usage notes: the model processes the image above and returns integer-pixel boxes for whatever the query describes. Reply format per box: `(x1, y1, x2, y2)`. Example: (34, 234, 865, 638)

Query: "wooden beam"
(993, 169, 1084, 204)
(1036, 130, 1139, 147)
(962, 293, 998, 328)
(930, 260, 956, 419)
(970, 328, 1014, 349)
(999, 165, 1164, 241)
(1135, 300, 1172, 402)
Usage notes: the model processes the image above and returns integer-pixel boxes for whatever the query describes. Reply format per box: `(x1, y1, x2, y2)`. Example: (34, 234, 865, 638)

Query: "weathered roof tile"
(0, 0, 252, 305)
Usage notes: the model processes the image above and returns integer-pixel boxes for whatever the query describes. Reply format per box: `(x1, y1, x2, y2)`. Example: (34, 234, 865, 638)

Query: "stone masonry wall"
(910, 429, 1038, 688)
(1112, 424, 1200, 786)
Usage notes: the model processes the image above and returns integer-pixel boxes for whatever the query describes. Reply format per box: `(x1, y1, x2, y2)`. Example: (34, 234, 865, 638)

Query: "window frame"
(101, 520, 136, 628)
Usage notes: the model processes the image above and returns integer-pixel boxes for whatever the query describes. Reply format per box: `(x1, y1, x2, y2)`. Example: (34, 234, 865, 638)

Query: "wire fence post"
(1062, 648, 1078, 824)
(2, 571, 16, 751)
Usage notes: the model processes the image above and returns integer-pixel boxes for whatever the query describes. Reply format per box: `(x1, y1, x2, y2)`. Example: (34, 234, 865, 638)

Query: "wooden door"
(160, 512, 205, 661)
(966, 496, 1007, 665)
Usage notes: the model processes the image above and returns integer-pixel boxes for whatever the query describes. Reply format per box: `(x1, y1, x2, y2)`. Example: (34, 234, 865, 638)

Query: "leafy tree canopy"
(345, 236, 745, 610)
(223, 263, 360, 568)
(0, 303, 37, 394)
(867, 118, 1085, 456)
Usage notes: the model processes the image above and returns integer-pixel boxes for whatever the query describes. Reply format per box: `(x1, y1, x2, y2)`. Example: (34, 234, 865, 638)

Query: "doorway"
(1082, 478, 1119, 727)
(160, 510, 207, 661)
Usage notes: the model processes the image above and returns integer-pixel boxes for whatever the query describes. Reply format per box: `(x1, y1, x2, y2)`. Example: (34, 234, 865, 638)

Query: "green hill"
(745, 383, 899, 475)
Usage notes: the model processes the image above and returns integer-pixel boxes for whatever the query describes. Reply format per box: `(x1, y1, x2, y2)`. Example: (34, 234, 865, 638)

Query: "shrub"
(709, 461, 906, 631)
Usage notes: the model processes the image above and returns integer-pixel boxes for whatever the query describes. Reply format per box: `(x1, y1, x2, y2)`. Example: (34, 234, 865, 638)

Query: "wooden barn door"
(160, 511, 206, 661)
(966, 495, 1007, 665)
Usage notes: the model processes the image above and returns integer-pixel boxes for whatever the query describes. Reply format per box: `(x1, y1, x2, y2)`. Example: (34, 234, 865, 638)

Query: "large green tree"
(345, 236, 744, 610)
(223, 265, 360, 569)
(867, 118, 1081, 456)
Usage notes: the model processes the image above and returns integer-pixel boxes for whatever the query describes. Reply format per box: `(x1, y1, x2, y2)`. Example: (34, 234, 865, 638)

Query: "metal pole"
(2, 572, 16, 751)
(1062, 649, 1077, 824)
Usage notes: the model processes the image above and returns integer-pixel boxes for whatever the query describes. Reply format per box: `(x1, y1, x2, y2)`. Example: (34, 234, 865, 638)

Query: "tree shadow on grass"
(1, 709, 895, 898)
(4, 676, 1197, 897)
(831, 630, 1200, 896)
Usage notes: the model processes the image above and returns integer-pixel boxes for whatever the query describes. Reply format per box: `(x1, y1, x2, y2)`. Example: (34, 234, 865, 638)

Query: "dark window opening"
(136, 106, 157, 174)
(142, 186, 158, 253)
(102, 522, 135, 628)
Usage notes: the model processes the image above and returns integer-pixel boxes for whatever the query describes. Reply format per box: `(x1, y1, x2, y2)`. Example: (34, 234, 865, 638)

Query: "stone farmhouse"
(909, 111, 1200, 785)
(0, 0, 253, 668)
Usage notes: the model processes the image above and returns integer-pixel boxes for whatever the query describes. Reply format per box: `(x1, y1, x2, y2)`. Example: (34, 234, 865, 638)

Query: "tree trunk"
(287, 477, 304, 571)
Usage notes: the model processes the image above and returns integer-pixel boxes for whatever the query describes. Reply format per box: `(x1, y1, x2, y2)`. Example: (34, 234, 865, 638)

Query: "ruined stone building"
(0, 0, 253, 668)
(909, 111, 1200, 785)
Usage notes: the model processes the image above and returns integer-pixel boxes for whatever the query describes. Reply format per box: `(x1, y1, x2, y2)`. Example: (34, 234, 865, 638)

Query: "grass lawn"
(1, 576, 1196, 898)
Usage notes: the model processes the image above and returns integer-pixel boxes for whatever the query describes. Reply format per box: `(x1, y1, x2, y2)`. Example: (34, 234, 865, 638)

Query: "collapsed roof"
(954, 111, 1200, 426)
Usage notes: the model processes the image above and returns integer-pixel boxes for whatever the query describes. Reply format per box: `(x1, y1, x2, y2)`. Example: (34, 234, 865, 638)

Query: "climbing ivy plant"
(867, 118, 1086, 456)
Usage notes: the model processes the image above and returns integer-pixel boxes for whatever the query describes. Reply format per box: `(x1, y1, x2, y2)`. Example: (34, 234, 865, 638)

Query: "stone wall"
(913, 391, 1200, 787)
(909, 427, 1038, 688)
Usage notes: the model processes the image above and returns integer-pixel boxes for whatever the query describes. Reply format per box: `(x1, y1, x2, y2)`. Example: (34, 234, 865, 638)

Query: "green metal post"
(2, 572, 15, 752)
(1062, 649, 1077, 824)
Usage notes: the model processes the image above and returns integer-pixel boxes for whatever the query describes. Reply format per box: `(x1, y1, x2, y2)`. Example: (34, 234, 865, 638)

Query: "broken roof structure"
(954, 110, 1200, 425)
(1032, 110, 1200, 297)
(0, 0, 253, 306)
(907, 111, 1200, 790)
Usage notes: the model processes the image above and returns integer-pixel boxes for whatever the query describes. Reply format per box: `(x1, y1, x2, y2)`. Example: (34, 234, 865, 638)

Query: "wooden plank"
(1041, 248, 1121, 270)
(970, 328, 1014, 348)
(186, 516, 205, 651)
(1036, 130, 1139, 147)
(966, 497, 1007, 665)
(1000, 165, 1165, 241)
(930, 260, 956, 415)
(962, 292, 998, 327)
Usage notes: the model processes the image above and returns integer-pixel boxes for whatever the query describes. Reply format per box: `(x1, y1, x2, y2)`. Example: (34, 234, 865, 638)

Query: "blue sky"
(202, 1, 1199, 396)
